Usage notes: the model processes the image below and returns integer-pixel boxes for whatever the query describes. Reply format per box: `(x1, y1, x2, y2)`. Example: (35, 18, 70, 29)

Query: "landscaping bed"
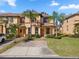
(46, 37, 79, 56)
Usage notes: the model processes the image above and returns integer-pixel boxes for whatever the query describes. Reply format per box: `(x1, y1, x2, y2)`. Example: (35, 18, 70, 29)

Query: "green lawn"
(46, 37, 79, 56)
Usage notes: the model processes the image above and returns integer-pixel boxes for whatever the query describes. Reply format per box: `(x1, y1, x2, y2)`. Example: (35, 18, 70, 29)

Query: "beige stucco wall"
(49, 19, 54, 23)
(51, 27, 55, 35)
(62, 15, 79, 35)
(26, 28, 28, 35)
(13, 17, 19, 24)
(32, 26, 35, 35)
(25, 17, 31, 27)
(36, 16, 41, 22)
(3, 24, 6, 34)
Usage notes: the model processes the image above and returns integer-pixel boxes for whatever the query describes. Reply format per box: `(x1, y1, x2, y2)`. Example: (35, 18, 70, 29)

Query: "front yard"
(46, 37, 79, 56)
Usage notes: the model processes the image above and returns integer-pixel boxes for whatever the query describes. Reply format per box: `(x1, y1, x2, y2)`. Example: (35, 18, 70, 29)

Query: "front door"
(18, 27, 26, 37)
(40, 27, 44, 36)
(46, 27, 50, 34)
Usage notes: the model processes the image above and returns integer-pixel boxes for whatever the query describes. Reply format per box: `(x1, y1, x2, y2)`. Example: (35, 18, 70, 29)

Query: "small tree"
(9, 24, 19, 36)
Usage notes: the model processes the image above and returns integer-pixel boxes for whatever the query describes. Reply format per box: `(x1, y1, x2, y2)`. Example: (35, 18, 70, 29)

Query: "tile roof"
(0, 13, 23, 17)
(65, 13, 79, 19)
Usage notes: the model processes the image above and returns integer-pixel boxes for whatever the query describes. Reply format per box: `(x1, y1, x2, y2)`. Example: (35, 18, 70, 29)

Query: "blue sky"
(0, 0, 79, 15)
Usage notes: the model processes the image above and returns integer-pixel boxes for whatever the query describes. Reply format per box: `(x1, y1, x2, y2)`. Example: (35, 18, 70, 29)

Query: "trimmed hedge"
(32, 34, 41, 38)
(45, 34, 55, 38)
(46, 34, 62, 39)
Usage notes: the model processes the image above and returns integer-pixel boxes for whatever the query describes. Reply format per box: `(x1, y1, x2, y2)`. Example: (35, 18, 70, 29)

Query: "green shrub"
(27, 34, 33, 40)
(46, 34, 55, 38)
(54, 36, 62, 39)
(46, 34, 62, 39)
(6, 34, 15, 40)
(70, 34, 79, 38)
(35, 34, 41, 38)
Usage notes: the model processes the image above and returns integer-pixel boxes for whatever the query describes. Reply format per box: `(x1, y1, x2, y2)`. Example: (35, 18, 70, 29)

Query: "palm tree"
(22, 10, 39, 37)
(52, 11, 59, 37)
(52, 11, 65, 37)
(59, 13, 65, 34)
(59, 13, 65, 25)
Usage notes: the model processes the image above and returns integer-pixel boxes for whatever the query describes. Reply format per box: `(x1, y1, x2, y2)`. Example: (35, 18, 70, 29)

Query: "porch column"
(38, 27, 40, 35)
(3, 24, 6, 34)
(31, 26, 35, 35)
(49, 27, 55, 35)
(50, 27, 52, 35)
(44, 27, 46, 36)
(26, 28, 28, 35)
(52, 27, 55, 35)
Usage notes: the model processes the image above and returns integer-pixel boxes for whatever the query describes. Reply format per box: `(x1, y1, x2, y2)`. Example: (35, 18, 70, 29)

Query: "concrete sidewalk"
(0, 39, 59, 57)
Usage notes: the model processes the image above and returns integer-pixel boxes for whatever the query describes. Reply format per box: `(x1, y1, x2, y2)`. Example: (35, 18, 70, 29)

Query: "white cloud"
(4, 0, 16, 7)
(50, 0, 59, 6)
(59, 4, 79, 10)
(0, 0, 16, 7)
(0, 10, 6, 13)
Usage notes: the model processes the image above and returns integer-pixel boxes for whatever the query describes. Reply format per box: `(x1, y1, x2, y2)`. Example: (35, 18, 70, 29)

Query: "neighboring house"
(62, 13, 79, 35)
(0, 13, 55, 37)
(0, 13, 25, 37)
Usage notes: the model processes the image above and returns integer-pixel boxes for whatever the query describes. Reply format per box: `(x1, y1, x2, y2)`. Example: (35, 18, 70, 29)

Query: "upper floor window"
(67, 25, 68, 31)
(7, 17, 13, 23)
(43, 17, 48, 23)
(75, 20, 79, 22)
(46, 28, 50, 34)
(9, 17, 13, 22)
(20, 17, 25, 24)
(28, 27, 31, 34)
(35, 27, 38, 34)
(67, 20, 68, 23)
(31, 18, 36, 23)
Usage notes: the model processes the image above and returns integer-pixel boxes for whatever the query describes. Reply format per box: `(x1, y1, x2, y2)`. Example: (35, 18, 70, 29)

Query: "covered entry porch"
(40, 24, 55, 37)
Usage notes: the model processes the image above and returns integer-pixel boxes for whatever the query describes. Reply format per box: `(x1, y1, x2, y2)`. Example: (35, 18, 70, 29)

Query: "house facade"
(62, 13, 79, 35)
(0, 13, 55, 37)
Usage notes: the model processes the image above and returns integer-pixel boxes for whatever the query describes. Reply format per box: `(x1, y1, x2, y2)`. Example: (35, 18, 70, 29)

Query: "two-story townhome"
(24, 12, 55, 37)
(39, 13, 55, 36)
(62, 13, 79, 35)
(0, 13, 55, 37)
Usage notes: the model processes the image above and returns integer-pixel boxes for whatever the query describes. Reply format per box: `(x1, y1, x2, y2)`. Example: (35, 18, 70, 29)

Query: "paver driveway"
(0, 39, 59, 57)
